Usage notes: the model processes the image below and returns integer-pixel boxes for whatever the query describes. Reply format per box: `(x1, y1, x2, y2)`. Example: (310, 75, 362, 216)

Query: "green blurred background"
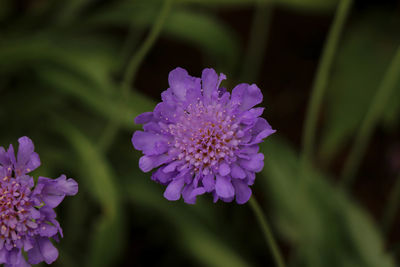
(1, 0, 400, 266)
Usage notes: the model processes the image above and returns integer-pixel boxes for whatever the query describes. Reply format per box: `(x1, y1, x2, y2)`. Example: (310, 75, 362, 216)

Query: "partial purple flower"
(132, 67, 275, 204)
(0, 137, 78, 267)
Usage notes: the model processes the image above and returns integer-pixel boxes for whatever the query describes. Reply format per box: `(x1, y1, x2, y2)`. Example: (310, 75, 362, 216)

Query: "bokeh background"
(1, 0, 400, 266)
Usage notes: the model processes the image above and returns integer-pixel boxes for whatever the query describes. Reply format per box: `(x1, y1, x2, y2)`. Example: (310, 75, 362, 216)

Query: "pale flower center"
(166, 101, 240, 175)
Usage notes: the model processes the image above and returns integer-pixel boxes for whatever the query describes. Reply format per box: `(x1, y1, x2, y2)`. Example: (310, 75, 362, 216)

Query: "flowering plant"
(0, 137, 78, 267)
(132, 67, 275, 204)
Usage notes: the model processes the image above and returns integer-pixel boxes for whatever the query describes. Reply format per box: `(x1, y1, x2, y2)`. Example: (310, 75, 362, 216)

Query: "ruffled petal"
(218, 162, 230, 176)
(201, 68, 226, 103)
(39, 206, 63, 238)
(135, 112, 154, 124)
(36, 175, 78, 208)
(15, 137, 40, 175)
(230, 164, 246, 179)
(182, 185, 205, 204)
(38, 224, 58, 237)
(215, 175, 234, 198)
(24, 153, 40, 174)
(151, 167, 176, 184)
(7, 145, 16, 167)
(27, 238, 59, 265)
(239, 153, 264, 172)
(138, 154, 170, 173)
(153, 102, 178, 123)
(232, 179, 252, 204)
(201, 68, 218, 100)
(202, 174, 215, 192)
(0, 247, 7, 263)
(0, 147, 11, 167)
(240, 108, 264, 125)
(231, 84, 263, 111)
(163, 161, 183, 173)
(249, 118, 276, 144)
(143, 122, 162, 133)
(168, 67, 191, 101)
(7, 248, 25, 267)
(132, 131, 169, 156)
(16, 137, 34, 167)
(163, 178, 185, 201)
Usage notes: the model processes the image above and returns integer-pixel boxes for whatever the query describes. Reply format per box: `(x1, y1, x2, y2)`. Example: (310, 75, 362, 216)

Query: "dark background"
(1, 0, 400, 266)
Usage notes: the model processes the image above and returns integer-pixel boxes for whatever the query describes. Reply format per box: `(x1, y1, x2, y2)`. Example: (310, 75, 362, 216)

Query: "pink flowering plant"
(0, 137, 78, 267)
(132, 67, 275, 204)
(2, 0, 400, 266)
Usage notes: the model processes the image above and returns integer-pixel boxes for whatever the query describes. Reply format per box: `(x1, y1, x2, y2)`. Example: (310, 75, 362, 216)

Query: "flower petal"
(239, 153, 264, 172)
(215, 175, 234, 198)
(182, 185, 205, 204)
(138, 154, 170, 173)
(168, 67, 191, 101)
(218, 162, 230, 176)
(163, 161, 182, 173)
(134, 112, 153, 124)
(151, 167, 175, 184)
(38, 224, 58, 237)
(201, 68, 218, 100)
(232, 179, 252, 204)
(231, 83, 263, 111)
(132, 131, 169, 155)
(163, 178, 185, 201)
(201, 68, 226, 102)
(36, 175, 78, 208)
(0, 147, 11, 167)
(240, 107, 264, 125)
(0, 248, 7, 263)
(27, 238, 59, 265)
(17, 136, 34, 166)
(249, 118, 276, 144)
(230, 164, 246, 179)
(16, 136, 41, 175)
(202, 174, 215, 192)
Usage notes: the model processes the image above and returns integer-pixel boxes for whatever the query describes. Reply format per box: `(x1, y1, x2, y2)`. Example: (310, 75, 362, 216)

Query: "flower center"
(0, 178, 37, 249)
(167, 101, 240, 175)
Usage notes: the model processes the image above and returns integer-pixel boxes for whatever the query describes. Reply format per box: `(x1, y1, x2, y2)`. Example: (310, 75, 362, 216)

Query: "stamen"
(169, 101, 240, 174)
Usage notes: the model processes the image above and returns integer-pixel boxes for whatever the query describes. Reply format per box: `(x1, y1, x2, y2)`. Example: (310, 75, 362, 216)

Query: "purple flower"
(0, 137, 78, 267)
(132, 67, 275, 204)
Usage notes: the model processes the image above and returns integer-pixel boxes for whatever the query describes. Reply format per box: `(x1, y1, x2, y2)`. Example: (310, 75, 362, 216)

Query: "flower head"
(0, 137, 78, 267)
(132, 67, 275, 204)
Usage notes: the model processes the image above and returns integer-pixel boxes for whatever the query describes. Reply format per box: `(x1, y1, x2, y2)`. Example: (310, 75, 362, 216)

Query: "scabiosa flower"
(0, 137, 78, 267)
(132, 67, 275, 204)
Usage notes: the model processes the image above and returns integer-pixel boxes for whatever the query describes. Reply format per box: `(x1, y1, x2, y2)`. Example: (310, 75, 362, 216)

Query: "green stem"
(382, 172, 400, 235)
(240, 1, 272, 82)
(98, 0, 173, 151)
(249, 198, 285, 267)
(341, 47, 400, 188)
(300, 0, 352, 172)
(121, 0, 173, 97)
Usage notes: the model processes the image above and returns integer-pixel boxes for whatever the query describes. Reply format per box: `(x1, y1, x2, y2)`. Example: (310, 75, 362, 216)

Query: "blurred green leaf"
(273, 0, 338, 12)
(0, 0, 11, 21)
(56, 0, 94, 23)
(177, 0, 338, 12)
(0, 35, 117, 93)
(37, 67, 154, 130)
(319, 11, 400, 163)
(165, 9, 240, 72)
(177, 0, 257, 5)
(259, 137, 394, 267)
(125, 178, 251, 267)
(83, 1, 240, 72)
(0, 34, 156, 131)
(55, 119, 125, 267)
